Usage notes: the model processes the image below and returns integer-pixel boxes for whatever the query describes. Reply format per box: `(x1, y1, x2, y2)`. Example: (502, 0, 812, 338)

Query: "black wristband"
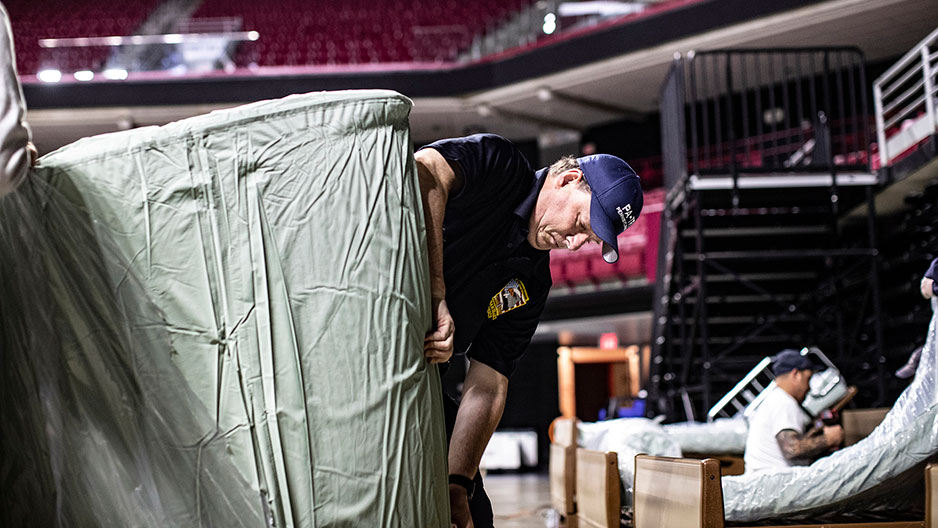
(448, 474, 475, 500)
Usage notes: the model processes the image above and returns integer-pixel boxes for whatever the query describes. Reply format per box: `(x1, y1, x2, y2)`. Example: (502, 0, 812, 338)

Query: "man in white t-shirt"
(744, 349, 844, 473)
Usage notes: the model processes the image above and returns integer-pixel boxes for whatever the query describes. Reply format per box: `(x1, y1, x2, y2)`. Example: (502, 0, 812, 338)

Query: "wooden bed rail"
(927, 464, 937, 528)
(549, 417, 579, 526)
(631, 455, 937, 528)
(576, 448, 621, 528)
(633, 454, 724, 528)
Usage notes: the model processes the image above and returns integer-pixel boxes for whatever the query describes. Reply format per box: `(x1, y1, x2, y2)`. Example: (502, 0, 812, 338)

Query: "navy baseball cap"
(771, 349, 816, 376)
(577, 154, 644, 263)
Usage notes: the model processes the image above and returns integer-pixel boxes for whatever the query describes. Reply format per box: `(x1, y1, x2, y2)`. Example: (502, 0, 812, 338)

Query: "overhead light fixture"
(102, 68, 128, 80)
(536, 87, 553, 102)
(37, 69, 62, 83)
(557, 1, 647, 17)
(542, 12, 557, 35)
(248, 31, 260, 41)
(73, 70, 94, 81)
(476, 104, 493, 118)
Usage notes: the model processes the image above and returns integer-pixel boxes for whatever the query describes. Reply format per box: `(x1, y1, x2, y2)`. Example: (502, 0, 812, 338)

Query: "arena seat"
(8, 0, 532, 74)
(6, 0, 161, 75)
(547, 187, 664, 288)
(190, 0, 533, 66)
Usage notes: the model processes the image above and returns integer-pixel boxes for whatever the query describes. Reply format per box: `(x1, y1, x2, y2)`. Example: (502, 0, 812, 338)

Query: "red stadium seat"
(189, 0, 534, 67)
(8, 0, 162, 75)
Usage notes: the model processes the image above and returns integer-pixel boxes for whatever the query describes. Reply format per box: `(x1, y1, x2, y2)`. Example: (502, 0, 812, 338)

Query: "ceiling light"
(543, 13, 557, 35)
(558, 1, 647, 17)
(73, 70, 94, 81)
(537, 87, 553, 102)
(37, 69, 62, 83)
(102, 68, 128, 80)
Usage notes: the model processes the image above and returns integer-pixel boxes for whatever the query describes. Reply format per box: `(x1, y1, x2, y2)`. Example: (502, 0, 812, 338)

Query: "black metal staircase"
(650, 48, 885, 421)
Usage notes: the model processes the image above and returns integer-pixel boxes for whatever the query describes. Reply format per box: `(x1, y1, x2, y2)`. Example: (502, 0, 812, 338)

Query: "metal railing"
(661, 48, 871, 195)
(874, 25, 938, 168)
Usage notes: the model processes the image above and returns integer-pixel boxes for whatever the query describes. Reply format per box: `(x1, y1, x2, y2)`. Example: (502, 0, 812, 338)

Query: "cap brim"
(591, 194, 619, 264)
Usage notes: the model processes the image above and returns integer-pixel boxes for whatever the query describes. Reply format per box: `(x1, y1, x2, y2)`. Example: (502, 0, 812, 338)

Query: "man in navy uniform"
(416, 134, 643, 527)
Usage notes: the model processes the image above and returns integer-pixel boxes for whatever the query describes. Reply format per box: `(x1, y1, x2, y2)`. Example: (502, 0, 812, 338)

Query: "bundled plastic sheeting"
(662, 417, 748, 455)
(723, 298, 938, 523)
(579, 418, 681, 506)
(573, 416, 745, 508)
(0, 90, 449, 527)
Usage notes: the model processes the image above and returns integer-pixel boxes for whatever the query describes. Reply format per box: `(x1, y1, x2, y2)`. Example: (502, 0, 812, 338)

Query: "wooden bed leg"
(927, 464, 937, 528)
(558, 347, 576, 418)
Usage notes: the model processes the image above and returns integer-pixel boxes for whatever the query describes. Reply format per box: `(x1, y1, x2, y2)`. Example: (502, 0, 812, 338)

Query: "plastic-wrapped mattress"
(576, 416, 746, 508)
(662, 417, 748, 455)
(723, 298, 938, 522)
(0, 90, 449, 527)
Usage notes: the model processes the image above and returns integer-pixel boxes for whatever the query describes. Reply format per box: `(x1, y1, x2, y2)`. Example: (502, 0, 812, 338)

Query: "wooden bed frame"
(561, 406, 895, 528)
(576, 453, 937, 528)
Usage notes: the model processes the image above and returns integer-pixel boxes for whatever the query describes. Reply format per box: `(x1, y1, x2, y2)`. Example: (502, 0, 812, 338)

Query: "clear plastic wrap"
(722, 299, 938, 523)
(662, 417, 749, 455)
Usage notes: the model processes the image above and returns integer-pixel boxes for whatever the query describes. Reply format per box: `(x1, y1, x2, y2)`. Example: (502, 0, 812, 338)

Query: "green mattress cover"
(10, 90, 448, 527)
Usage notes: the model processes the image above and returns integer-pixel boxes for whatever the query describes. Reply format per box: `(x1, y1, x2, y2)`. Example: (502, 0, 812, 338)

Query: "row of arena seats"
(192, 0, 533, 66)
(7, 0, 532, 74)
(550, 188, 664, 289)
(7, 0, 161, 75)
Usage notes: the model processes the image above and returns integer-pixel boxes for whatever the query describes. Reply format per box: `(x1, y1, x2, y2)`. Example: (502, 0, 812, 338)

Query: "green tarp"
(0, 90, 448, 527)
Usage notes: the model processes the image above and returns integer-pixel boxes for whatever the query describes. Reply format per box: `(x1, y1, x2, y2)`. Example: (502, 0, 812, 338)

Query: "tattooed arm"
(776, 425, 844, 461)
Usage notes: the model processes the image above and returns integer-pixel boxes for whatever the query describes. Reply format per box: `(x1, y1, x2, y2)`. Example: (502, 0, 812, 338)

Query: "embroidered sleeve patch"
(486, 278, 530, 320)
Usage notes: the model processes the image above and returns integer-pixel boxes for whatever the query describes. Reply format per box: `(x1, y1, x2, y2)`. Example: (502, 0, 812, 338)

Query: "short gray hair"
(547, 155, 590, 191)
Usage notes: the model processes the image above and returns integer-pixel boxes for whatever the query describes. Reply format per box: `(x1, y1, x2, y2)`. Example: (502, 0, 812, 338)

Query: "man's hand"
(26, 142, 37, 167)
(921, 277, 934, 300)
(823, 424, 844, 449)
(425, 297, 454, 364)
(449, 483, 474, 528)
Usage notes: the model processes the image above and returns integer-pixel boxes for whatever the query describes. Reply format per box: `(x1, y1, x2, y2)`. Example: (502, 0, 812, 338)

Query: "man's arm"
(776, 425, 843, 461)
(0, 2, 32, 196)
(414, 148, 462, 363)
(921, 258, 938, 299)
(448, 360, 509, 527)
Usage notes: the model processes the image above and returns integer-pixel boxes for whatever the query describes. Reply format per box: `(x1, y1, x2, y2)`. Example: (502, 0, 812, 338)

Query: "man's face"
(792, 368, 815, 402)
(527, 169, 602, 252)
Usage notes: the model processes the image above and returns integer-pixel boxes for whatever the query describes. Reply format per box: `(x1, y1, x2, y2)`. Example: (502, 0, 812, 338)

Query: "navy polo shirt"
(419, 134, 552, 378)
(926, 258, 938, 296)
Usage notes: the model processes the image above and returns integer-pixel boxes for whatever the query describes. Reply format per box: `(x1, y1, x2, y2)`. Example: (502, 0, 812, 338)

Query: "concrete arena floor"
(485, 473, 554, 528)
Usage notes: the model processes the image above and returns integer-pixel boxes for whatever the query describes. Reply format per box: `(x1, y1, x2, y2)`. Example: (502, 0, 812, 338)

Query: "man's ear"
(558, 168, 584, 187)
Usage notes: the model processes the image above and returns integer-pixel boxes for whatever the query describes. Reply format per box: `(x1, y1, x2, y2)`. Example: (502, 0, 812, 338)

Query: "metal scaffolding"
(650, 48, 884, 421)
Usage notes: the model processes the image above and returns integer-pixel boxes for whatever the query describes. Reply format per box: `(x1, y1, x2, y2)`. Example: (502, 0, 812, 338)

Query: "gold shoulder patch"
(487, 278, 530, 320)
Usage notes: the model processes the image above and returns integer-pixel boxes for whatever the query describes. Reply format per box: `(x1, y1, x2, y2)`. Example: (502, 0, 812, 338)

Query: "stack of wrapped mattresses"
(0, 90, 449, 527)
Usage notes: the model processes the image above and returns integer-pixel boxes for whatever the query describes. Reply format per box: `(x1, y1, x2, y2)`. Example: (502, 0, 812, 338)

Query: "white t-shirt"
(743, 387, 810, 473)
